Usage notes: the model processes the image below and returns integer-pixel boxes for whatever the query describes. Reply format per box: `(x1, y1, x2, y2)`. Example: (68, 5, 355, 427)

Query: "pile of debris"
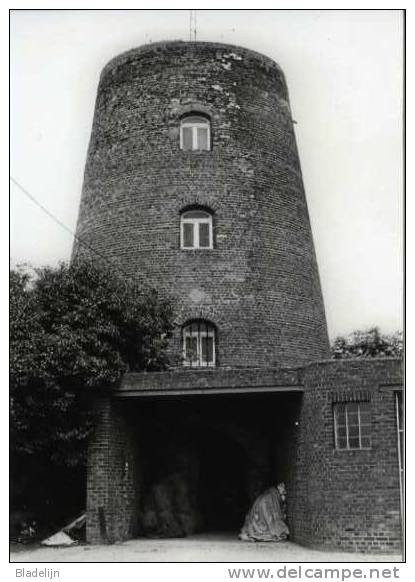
(41, 513, 85, 546)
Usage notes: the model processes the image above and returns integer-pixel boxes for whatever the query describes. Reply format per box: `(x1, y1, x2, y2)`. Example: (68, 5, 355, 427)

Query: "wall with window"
(289, 358, 403, 553)
(74, 40, 330, 369)
(180, 210, 213, 249)
(87, 358, 403, 551)
(180, 115, 211, 151)
(182, 320, 216, 367)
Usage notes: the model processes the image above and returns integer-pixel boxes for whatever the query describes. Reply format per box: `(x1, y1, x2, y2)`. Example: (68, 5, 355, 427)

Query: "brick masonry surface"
(73, 41, 330, 368)
(118, 366, 301, 395)
(86, 397, 139, 544)
(291, 358, 403, 553)
(86, 358, 403, 552)
(76, 42, 403, 553)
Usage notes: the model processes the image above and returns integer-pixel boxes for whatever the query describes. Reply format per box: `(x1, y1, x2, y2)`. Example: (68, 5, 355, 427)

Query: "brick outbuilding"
(73, 41, 403, 553)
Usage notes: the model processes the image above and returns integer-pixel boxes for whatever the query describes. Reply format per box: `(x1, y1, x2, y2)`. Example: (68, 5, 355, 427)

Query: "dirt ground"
(10, 534, 403, 563)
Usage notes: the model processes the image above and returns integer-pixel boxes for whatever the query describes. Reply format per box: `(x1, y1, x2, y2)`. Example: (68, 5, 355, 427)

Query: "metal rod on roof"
(189, 10, 197, 41)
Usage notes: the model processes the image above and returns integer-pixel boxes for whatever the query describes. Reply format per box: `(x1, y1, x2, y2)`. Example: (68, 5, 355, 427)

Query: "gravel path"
(11, 534, 402, 563)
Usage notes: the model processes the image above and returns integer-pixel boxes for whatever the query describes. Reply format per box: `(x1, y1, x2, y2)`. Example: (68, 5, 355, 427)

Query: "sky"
(10, 9, 403, 340)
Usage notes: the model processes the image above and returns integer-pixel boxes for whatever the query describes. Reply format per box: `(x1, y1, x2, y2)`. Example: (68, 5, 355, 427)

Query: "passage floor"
(11, 534, 403, 562)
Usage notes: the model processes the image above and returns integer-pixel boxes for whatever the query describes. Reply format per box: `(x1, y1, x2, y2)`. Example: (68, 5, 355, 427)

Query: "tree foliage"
(331, 327, 403, 360)
(10, 260, 174, 528)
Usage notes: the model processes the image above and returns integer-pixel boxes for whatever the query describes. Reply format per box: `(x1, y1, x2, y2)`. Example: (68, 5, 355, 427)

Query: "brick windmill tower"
(73, 42, 403, 553)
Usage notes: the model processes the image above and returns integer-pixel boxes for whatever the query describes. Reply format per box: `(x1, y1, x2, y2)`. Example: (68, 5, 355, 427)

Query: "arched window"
(183, 320, 216, 367)
(180, 115, 211, 151)
(181, 210, 213, 249)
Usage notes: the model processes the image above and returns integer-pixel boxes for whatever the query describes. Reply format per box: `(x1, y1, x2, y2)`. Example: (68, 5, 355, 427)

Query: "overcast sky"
(10, 9, 403, 340)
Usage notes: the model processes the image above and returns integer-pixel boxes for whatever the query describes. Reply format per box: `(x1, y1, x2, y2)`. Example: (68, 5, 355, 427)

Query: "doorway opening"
(127, 392, 301, 538)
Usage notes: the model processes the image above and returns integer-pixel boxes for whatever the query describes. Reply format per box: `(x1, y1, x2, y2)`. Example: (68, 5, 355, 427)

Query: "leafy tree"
(331, 327, 403, 360)
(10, 260, 174, 532)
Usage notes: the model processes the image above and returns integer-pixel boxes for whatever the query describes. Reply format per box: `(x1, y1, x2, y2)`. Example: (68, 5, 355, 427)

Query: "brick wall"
(73, 41, 329, 368)
(86, 396, 139, 543)
(78, 42, 402, 553)
(86, 359, 403, 552)
(118, 366, 301, 395)
(290, 358, 403, 553)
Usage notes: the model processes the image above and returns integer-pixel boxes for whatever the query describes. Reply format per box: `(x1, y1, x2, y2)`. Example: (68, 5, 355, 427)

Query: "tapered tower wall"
(74, 41, 330, 367)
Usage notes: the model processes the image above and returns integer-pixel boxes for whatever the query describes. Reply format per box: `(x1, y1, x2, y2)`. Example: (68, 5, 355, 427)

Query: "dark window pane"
(348, 425, 360, 438)
(337, 425, 347, 437)
(348, 437, 360, 449)
(199, 222, 210, 247)
(185, 336, 198, 363)
(202, 336, 214, 363)
(335, 406, 346, 425)
(197, 127, 209, 150)
(360, 437, 371, 448)
(183, 223, 194, 247)
(182, 127, 193, 150)
(337, 436, 348, 449)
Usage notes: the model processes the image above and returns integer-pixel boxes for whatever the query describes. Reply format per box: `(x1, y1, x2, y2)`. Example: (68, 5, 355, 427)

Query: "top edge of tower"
(100, 40, 286, 80)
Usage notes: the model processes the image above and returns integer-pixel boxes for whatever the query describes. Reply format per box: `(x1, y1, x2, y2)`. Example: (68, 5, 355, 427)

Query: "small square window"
(180, 115, 211, 151)
(180, 210, 213, 249)
(333, 401, 371, 450)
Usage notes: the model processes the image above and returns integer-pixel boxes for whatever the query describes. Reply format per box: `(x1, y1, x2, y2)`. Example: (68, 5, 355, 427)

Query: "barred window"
(181, 210, 213, 249)
(183, 321, 216, 367)
(333, 402, 371, 450)
(180, 115, 211, 151)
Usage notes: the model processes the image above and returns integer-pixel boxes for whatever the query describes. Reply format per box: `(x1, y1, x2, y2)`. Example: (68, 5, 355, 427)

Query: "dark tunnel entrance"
(125, 392, 302, 538)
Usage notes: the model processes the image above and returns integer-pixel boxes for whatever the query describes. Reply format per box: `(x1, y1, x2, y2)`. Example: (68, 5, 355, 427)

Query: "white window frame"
(180, 116, 211, 151)
(333, 402, 371, 450)
(180, 211, 213, 249)
(183, 322, 216, 367)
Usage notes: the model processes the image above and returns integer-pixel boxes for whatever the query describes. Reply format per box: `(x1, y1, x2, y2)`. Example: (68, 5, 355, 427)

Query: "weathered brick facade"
(73, 41, 329, 368)
(291, 359, 403, 552)
(86, 359, 402, 552)
(74, 41, 403, 553)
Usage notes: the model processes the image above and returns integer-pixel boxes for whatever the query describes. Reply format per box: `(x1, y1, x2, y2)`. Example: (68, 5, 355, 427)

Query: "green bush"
(10, 260, 174, 534)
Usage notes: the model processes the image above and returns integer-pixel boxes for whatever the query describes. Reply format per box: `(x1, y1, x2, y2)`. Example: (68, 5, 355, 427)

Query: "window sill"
(178, 149, 212, 154)
(181, 247, 214, 251)
(182, 365, 217, 370)
(334, 447, 372, 452)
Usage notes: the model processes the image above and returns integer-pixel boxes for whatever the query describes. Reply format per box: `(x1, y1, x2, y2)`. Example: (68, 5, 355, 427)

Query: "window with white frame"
(183, 321, 216, 367)
(180, 115, 211, 151)
(333, 401, 371, 450)
(181, 210, 213, 249)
